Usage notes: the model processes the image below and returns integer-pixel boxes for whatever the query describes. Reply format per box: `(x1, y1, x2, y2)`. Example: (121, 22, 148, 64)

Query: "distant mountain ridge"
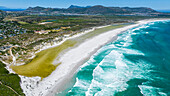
(122, 7, 157, 13)
(68, 5, 91, 9)
(0, 6, 8, 9)
(0, 6, 25, 11)
(25, 5, 161, 15)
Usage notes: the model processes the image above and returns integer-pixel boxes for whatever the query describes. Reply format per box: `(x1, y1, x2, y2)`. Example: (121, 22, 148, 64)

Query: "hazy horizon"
(1, 5, 170, 11)
(0, 0, 170, 10)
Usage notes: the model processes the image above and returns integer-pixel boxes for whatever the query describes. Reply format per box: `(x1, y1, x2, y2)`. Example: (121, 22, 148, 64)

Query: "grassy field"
(0, 61, 25, 96)
(11, 24, 129, 79)
(18, 21, 29, 24)
(11, 40, 77, 79)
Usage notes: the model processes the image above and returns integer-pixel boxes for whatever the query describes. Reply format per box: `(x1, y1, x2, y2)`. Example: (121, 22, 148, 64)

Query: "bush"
(0, 61, 25, 96)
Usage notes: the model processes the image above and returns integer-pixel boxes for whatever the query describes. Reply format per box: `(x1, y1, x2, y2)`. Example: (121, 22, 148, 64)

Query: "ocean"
(60, 20, 170, 96)
(0, 9, 25, 11)
(157, 10, 170, 13)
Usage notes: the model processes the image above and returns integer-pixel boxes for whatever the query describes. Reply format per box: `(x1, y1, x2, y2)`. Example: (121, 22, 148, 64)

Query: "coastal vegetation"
(4, 15, 144, 31)
(11, 24, 127, 79)
(0, 61, 25, 96)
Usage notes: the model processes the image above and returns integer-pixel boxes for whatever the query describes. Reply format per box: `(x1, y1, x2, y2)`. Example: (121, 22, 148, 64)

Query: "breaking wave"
(62, 20, 170, 96)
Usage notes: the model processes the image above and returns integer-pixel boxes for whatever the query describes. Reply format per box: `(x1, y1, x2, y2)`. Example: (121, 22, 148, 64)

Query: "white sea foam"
(73, 78, 88, 89)
(83, 49, 132, 95)
(71, 27, 156, 95)
(138, 85, 167, 96)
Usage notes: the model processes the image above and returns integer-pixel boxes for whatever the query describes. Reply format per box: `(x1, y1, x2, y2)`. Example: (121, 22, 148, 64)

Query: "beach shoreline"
(18, 18, 170, 96)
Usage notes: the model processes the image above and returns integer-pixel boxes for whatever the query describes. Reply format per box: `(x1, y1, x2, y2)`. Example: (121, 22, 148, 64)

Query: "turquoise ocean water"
(61, 20, 170, 96)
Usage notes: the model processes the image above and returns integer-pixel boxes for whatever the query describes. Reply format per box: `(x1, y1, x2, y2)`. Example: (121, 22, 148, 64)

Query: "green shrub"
(0, 61, 25, 96)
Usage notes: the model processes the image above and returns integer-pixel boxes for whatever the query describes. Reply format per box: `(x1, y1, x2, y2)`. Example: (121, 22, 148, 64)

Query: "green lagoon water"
(59, 20, 170, 96)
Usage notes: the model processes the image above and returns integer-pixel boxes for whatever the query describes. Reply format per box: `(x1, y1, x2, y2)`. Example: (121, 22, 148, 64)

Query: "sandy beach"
(18, 18, 170, 96)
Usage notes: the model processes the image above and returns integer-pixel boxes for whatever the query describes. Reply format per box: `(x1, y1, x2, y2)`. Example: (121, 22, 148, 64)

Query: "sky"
(0, 0, 170, 10)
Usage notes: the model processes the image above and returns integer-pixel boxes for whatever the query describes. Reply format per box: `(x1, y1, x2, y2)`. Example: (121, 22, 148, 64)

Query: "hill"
(0, 6, 8, 9)
(122, 7, 157, 13)
(25, 5, 160, 16)
(68, 5, 91, 9)
(26, 6, 46, 12)
(25, 5, 159, 15)
(0, 6, 25, 11)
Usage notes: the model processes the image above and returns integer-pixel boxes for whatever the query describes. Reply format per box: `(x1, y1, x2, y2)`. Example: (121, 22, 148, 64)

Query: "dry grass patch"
(11, 40, 77, 79)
